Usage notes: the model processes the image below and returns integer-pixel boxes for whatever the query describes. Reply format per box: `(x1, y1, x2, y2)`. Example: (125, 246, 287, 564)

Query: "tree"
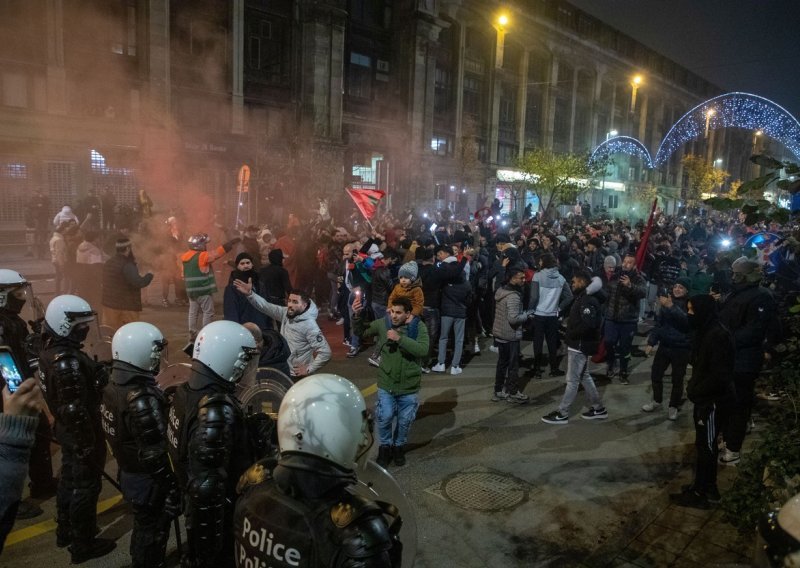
(516, 147, 605, 219)
(681, 154, 729, 205)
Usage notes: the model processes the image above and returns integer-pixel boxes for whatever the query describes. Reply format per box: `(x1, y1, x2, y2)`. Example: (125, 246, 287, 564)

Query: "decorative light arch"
(590, 135, 655, 169)
(654, 92, 800, 165)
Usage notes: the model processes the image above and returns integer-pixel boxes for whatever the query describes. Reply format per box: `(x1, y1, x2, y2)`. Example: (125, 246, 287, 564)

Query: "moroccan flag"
(635, 197, 659, 271)
(346, 188, 385, 220)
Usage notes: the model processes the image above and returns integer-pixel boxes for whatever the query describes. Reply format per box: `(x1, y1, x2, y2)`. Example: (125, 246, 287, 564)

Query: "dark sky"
(567, 0, 800, 119)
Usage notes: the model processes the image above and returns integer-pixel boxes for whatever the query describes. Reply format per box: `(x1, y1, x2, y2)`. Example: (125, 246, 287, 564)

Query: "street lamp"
(630, 75, 642, 114)
(494, 13, 510, 67)
(497, 14, 509, 27)
(606, 129, 618, 141)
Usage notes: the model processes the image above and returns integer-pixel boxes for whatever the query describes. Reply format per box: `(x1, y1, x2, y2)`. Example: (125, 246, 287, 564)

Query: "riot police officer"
(38, 294, 115, 563)
(166, 319, 262, 568)
(0, 269, 57, 519)
(101, 322, 178, 568)
(234, 373, 401, 568)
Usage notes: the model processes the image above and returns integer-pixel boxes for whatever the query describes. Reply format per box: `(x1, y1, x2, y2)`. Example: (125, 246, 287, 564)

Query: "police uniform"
(38, 335, 109, 553)
(102, 360, 178, 568)
(233, 455, 400, 568)
(167, 360, 260, 568)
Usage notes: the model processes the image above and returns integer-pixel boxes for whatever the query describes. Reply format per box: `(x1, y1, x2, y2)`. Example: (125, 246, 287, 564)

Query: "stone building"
(0, 0, 764, 229)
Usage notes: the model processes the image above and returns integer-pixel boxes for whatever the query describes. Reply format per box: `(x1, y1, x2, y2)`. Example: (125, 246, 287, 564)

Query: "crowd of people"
(1, 194, 799, 565)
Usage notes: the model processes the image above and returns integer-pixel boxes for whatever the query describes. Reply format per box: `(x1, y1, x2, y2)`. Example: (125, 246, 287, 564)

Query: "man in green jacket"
(353, 296, 429, 468)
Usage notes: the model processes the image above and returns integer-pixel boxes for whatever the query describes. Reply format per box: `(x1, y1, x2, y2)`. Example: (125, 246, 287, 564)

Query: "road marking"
(5, 494, 123, 547)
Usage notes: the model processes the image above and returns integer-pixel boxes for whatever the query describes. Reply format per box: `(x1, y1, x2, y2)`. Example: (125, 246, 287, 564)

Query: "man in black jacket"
(716, 256, 775, 465)
(101, 239, 153, 330)
(670, 294, 734, 509)
(603, 253, 647, 384)
(542, 269, 607, 424)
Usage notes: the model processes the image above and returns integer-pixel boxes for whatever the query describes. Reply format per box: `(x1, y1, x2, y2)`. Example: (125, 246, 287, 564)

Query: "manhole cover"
(430, 466, 532, 512)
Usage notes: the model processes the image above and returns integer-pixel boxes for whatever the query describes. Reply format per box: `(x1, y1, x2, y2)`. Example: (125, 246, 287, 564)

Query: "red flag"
(635, 197, 659, 271)
(346, 188, 385, 220)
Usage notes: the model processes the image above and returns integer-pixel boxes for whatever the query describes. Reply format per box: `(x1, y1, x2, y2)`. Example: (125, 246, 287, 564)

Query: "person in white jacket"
(232, 278, 331, 378)
(52, 205, 78, 228)
(529, 252, 573, 377)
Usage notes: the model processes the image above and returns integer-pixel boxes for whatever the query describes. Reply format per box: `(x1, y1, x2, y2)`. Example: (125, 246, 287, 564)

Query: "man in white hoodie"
(233, 279, 331, 378)
(529, 252, 573, 377)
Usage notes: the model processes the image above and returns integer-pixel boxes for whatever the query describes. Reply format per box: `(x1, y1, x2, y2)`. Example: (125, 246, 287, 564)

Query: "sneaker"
(541, 410, 569, 425)
(506, 391, 530, 404)
(392, 445, 406, 466)
(421, 366, 431, 374)
(641, 400, 662, 412)
(368, 355, 381, 367)
(450, 366, 463, 375)
(489, 345, 499, 353)
(335, 318, 345, 326)
(719, 448, 740, 465)
(549, 368, 565, 377)
(473, 339, 481, 354)
(668, 406, 679, 421)
(618, 372, 630, 385)
(491, 390, 508, 402)
(15, 500, 43, 520)
(161, 298, 169, 308)
(346, 346, 359, 358)
(531, 367, 543, 379)
(69, 538, 116, 564)
(606, 367, 616, 379)
(581, 406, 608, 420)
(342, 339, 352, 347)
(376, 445, 392, 467)
(431, 363, 446, 373)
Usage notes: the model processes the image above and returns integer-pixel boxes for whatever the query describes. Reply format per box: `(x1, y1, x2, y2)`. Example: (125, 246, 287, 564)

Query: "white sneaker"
(719, 448, 740, 465)
(473, 340, 481, 354)
(431, 363, 446, 373)
(668, 406, 679, 421)
(489, 345, 499, 353)
(450, 366, 462, 375)
(641, 401, 662, 412)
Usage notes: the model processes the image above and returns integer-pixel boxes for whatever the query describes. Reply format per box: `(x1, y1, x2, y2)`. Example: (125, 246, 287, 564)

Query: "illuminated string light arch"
(590, 135, 654, 169)
(654, 92, 800, 165)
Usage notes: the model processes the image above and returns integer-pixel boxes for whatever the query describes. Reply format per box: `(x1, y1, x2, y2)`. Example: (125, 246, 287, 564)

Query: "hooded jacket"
(529, 267, 572, 317)
(604, 269, 647, 322)
(565, 286, 602, 355)
(646, 295, 690, 349)
(686, 295, 735, 404)
(492, 285, 529, 342)
(718, 282, 775, 373)
(245, 293, 331, 377)
(52, 206, 78, 228)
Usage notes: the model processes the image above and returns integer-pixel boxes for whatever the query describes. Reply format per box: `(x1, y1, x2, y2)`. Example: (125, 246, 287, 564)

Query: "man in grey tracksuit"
(233, 279, 332, 378)
(529, 253, 573, 378)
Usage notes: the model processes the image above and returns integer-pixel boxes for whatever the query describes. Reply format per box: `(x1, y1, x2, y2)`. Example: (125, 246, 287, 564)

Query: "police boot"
(393, 445, 406, 466)
(376, 445, 392, 467)
(69, 537, 116, 564)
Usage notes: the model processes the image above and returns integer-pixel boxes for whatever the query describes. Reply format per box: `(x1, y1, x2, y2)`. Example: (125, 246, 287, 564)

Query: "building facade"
(0, 0, 770, 229)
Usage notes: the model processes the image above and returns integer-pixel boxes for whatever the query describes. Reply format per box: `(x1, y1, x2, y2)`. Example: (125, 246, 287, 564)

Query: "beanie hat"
(235, 252, 254, 266)
(399, 262, 418, 280)
(675, 277, 691, 291)
(116, 238, 132, 251)
(603, 255, 617, 268)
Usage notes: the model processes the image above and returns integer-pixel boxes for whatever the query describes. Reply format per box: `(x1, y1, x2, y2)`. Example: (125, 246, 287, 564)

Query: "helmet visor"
(151, 339, 169, 374)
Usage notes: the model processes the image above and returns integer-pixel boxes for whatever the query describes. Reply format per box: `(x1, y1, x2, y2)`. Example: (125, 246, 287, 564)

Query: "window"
(431, 136, 450, 156)
(1, 73, 28, 108)
(434, 66, 451, 114)
(350, 0, 385, 27)
(246, 16, 289, 86)
(525, 91, 543, 144)
(498, 143, 518, 166)
(553, 97, 571, 151)
(463, 75, 482, 117)
(348, 52, 372, 99)
(0, 158, 29, 224)
(47, 162, 77, 215)
(499, 83, 515, 141)
(608, 194, 619, 209)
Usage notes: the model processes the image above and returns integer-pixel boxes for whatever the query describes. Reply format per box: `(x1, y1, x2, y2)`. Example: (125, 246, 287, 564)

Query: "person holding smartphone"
(0, 376, 46, 553)
(0, 269, 57, 519)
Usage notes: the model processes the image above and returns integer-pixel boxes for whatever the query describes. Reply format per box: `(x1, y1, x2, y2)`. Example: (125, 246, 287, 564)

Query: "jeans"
(375, 389, 419, 447)
(188, 294, 215, 335)
(532, 315, 560, 369)
(604, 320, 637, 374)
(494, 340, 520, 394)
(348, 291, 361, 349)
(558, 350, 603, 416)
(438, 316, 465, 367)
(650, 345, 690, 407)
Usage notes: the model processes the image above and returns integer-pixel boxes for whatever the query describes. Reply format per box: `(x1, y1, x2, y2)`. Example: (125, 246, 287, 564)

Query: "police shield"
(353, 459, 417, 568)
(237, 367, 294, 419)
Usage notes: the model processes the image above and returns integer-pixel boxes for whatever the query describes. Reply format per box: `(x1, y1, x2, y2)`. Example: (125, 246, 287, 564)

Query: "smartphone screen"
(0, 348, 24, 393)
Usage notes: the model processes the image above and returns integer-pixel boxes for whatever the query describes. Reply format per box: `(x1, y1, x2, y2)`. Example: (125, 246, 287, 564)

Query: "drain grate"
(426, 465, 533, 512)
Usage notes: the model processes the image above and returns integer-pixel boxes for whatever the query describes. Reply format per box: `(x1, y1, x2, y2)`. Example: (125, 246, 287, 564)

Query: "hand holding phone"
(0, 347, 24, 394)
(2, 377, 44, 417)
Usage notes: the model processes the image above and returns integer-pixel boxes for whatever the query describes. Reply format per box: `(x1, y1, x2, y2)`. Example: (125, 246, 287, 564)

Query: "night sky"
(567, 0, 800, 120)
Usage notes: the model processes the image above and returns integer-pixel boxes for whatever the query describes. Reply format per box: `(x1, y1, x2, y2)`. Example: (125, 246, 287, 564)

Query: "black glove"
(222, 237, 242, 252)
(163, 486, 182, 518)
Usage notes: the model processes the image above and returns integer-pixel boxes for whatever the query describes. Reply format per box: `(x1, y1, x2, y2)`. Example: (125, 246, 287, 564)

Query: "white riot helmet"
(44, 294, 96, 338)
(0, 269, 27, 310)
(112, 322, 167, 373)
(278, 373, 369, 470)
(193, 320, 258, 383)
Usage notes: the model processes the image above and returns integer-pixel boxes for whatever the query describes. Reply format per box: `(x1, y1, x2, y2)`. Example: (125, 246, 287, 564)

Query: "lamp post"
(494, 13, 509, 68)
(630, 75, 642, 114)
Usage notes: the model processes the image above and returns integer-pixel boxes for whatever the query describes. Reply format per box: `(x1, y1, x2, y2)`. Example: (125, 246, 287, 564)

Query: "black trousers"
(719, 372, 758, 452)
(494, 340, 520, 394)
(131, 502, 172, 568)
(532, 315, 560, 369)
(650, 346, 691, 407)
(29, 411, 55, 493)
(693, 402, 720, 493)
(56, 439, 106, 547)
